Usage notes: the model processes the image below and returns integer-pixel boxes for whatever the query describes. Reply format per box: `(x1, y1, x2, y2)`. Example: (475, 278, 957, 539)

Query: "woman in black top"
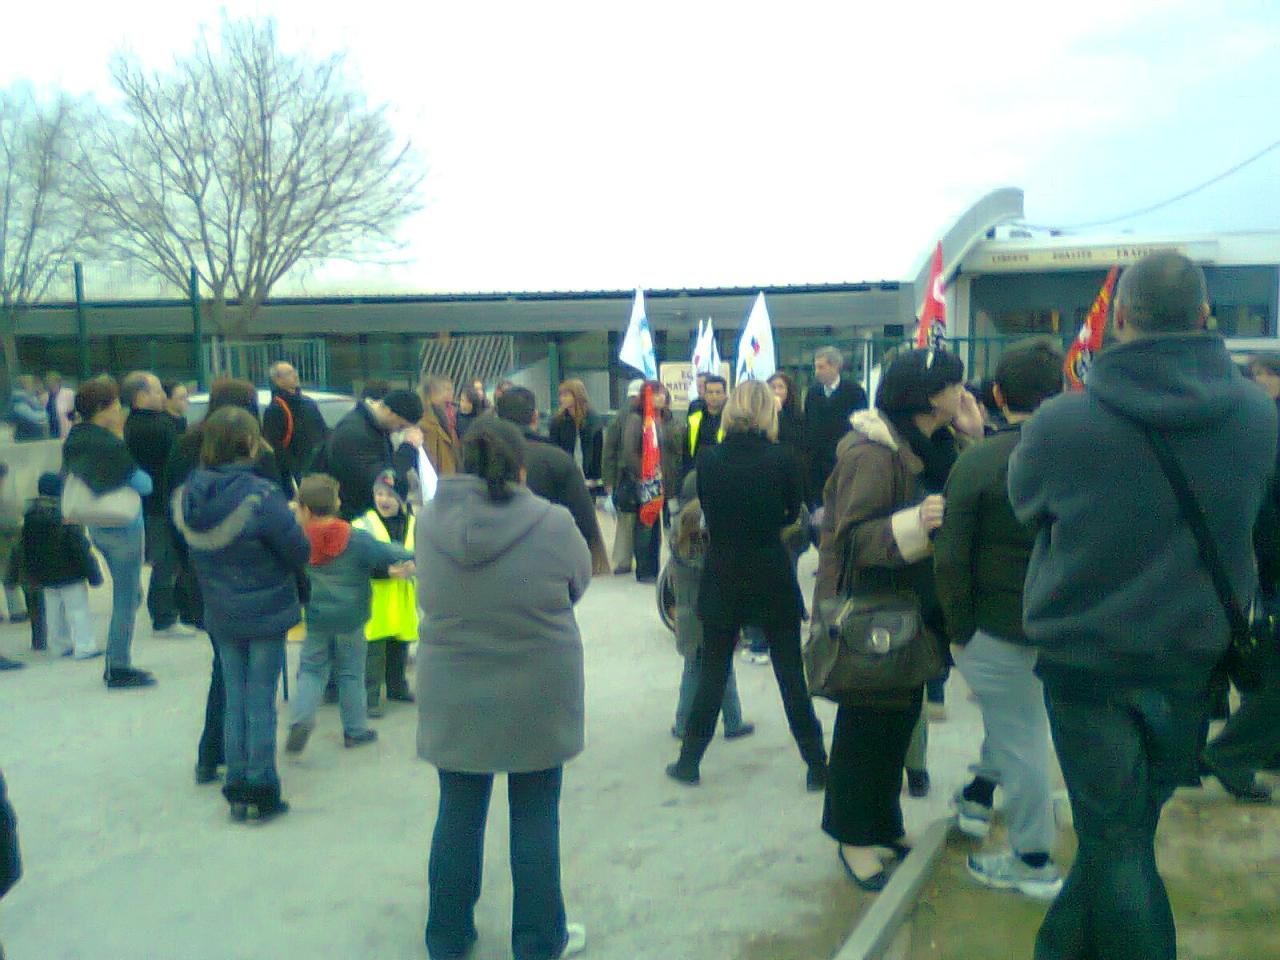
(768, 371, 806, 460)
(549, 379, 605, 493)
(454, 383, 489, 439)
(665, 380, 827, 789)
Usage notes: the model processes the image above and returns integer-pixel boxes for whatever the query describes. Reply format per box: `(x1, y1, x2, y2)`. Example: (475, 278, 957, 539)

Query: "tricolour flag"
(688, 317, 720, 401)
(619, 289, 657, 379)
(916, 242, 947, 349)
(735, 292, 776, 384)
(1065, 267, 1119, 391)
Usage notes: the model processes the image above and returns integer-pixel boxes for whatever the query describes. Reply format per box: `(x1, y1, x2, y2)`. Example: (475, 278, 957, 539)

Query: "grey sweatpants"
(953, 629, 1056, 857)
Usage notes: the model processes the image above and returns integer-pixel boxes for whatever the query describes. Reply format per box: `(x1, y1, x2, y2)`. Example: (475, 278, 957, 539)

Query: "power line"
(1027, 135, 1280, 232)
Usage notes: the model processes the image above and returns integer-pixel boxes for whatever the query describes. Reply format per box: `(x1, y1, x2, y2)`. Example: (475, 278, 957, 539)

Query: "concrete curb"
(834, 817, 952, 960)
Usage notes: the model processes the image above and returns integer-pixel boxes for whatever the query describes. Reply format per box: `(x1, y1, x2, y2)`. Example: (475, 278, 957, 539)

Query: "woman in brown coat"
(816, 348, 983, 890)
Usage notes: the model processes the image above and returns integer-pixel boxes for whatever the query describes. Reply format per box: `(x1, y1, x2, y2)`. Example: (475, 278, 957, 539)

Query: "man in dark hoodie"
(1009, 251, 1277, 960)
(495, 387, 610, 575)
(326, 389, 424, 521)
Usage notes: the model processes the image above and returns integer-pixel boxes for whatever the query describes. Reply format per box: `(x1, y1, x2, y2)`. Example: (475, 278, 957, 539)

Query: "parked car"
(185, 389, 355, 428)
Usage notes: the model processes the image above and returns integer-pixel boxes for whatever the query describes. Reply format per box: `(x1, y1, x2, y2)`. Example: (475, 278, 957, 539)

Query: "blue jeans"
(290, 627, 370, 735)
(427, 767, 567, 960)
(675, 649, 744, 736)
(1035, 679, 1206, 960)
(214, 634, 284, 805)
(90, 525, 144, 672)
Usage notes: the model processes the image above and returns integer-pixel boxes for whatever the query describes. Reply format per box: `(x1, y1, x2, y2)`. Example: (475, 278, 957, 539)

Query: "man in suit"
(803, 346, 868, 508)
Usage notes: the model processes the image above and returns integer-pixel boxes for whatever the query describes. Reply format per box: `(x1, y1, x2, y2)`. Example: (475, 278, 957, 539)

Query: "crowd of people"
(2, 252, 1279, 960)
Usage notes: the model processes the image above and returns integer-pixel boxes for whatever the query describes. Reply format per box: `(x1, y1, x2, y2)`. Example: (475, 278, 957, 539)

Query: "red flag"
(637, 383, 664, 528)
(916, 242, 946, 349)
(1065, 267, 1119, 391)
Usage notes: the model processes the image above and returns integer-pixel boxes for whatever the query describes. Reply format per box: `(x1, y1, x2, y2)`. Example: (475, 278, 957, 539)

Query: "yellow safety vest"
(686, 410, 725, 455)
(355, 510, 419, 642)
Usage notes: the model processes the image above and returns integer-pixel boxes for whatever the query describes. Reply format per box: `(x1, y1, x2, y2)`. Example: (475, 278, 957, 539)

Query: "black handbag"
(1136, 420, 1276, 677)
(612, 472, 639, 514)
(804, 534, 945, 701)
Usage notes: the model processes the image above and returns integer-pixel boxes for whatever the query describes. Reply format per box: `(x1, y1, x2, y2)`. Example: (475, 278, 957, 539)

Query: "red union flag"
(916, 242, 946, 349)
(1065, 267, 1119, 391)
(637, 382, 665, 528)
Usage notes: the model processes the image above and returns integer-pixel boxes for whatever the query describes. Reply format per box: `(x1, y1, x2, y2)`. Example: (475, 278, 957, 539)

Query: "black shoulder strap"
(1138, 421, 1249, 640)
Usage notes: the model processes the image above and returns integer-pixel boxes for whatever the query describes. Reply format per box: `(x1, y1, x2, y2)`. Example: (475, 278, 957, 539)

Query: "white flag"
(735, 292, 776, 384)
(619, 288, 657, 379)
(688, 319, 707, 402)
(417, 445, 439, 503)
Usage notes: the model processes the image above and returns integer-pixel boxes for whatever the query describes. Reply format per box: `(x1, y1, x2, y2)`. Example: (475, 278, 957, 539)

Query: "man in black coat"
(122, 371, 184, 635)
(803, 346, 868, 507)
(326, 390, 423, 521)
(262, 362, 330, 482)
(495, 388, 609, 574)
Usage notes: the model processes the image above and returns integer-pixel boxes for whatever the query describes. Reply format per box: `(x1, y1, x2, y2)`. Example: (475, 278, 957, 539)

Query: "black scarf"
(888, 414, 958, 495)
(62, 423, 137, 495)
(377, 509, 409, 545)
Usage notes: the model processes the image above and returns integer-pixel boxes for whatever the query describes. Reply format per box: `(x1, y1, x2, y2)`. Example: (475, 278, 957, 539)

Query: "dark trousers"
(1035, 679, 1206, 960)
(143, 515, 179, 631)
(822, 689, 923, 846)
(1205, 650, 1280, 777)
(196, 637, 225, 770)
(365, 638, 412, 705)
(173, 539, 204, 629)
(426, 767, 568, 960)
(26, 588, 45, 651)
(633, 515, 662, 581)
(678, 618, 825, 770)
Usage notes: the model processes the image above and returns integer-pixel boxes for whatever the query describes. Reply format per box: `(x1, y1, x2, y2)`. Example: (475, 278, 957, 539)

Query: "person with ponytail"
(415, 417, 591, 960)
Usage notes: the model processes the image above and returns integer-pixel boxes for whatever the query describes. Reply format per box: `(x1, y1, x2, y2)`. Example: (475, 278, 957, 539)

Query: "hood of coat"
(305, 517, 352, 565)
(421, 475, 550, 567)
(1087, 333, 1244, 431)
(847, 409, 923, 475)
(175, 465, 265, 551)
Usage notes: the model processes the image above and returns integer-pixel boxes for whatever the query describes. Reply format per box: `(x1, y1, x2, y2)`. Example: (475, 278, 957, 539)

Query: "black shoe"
(665, 762, 700, 785)
(285, 724, 312, 754)
(386, 689, 415, 703)
(838, 847, 890, 892)
(636, 575, 657, 585)
(724, 723, 756, 740)
(229, 803, 250, 823)
(806, 763, 828, 793)
(105, 666, 156, 689)
(195, 764, 220, 785)
(0, 656, 25, 671)
(248, 800, 290, 824)
(344, 729, 378, 749)
(1203, 757, 1273, 803)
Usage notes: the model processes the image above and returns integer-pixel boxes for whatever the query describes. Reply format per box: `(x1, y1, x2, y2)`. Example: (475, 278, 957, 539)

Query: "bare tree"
(0, 85, 98, 385)
(78, 16, 423, 337)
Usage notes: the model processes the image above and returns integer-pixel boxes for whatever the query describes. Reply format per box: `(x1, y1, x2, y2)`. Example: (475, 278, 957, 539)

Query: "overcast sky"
(6, 1, 1279, 295)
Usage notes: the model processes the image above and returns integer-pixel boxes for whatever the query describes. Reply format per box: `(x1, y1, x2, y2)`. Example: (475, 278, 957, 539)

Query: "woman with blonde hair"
(665, 379, 826, 789)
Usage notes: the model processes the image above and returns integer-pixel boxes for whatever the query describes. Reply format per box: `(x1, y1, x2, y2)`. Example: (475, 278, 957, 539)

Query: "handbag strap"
(1118, 409, 1249, 640)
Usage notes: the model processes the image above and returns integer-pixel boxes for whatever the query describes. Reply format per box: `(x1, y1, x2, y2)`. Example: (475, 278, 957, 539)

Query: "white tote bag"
(60, 475, 142, 528)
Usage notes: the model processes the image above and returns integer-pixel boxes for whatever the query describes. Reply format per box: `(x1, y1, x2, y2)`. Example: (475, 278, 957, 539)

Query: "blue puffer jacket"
(174, 464, 310, 641)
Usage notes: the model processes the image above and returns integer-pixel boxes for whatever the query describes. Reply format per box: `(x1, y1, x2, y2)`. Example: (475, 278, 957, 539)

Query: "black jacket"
(548, 411, 605, 484)
(262, 387, 329, 481)
(18, 497, 102, 589)
(327, 403, 394, 521)
(522, 430, 607, 563)
(1010, 334, 1277, 688)
(0, 768, 18, 900)
(696, 431, 806, 629)
(803, 379, 868, 503)
(934, 425, 1033, 645)
(124, 409, 179, 515)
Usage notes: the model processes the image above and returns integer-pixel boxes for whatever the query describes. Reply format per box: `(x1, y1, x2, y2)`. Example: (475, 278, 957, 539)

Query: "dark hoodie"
(1009, 333, 1277, 688)
(18, 497, 101, 589)
(174, 464, 310, 642)
(303, 517, 411, 634)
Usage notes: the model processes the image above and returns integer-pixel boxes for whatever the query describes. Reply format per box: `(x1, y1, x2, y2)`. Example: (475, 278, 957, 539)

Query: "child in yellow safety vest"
(354, 470, 419, 717)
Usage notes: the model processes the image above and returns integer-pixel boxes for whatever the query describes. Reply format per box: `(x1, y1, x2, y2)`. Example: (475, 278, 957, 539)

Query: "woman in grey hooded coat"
(416, 418, 590, 960)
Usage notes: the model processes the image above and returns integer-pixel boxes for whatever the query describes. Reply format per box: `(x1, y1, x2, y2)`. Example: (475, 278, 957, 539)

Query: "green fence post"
(547, 335, 561, 408)
(74, 262, 90, 381)
(189, 267, 205, 390)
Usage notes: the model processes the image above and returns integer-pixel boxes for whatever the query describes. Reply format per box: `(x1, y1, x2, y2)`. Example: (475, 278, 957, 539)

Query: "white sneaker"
(967, 851, 1063, 901)
(559, 922, 586, 958)
(952, 789, 993, 839)
(154, 624, 198, 638)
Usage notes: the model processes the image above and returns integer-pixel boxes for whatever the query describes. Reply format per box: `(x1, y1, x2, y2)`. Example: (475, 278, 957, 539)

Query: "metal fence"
(203, 337, 330, 388)
(855, 334, 1073, 392)
(418, 335, 516, 389)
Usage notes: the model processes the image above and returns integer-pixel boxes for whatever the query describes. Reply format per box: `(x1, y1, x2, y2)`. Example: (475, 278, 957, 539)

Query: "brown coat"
(815, 410, 940, 706)
(420, 404, 460, 477)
